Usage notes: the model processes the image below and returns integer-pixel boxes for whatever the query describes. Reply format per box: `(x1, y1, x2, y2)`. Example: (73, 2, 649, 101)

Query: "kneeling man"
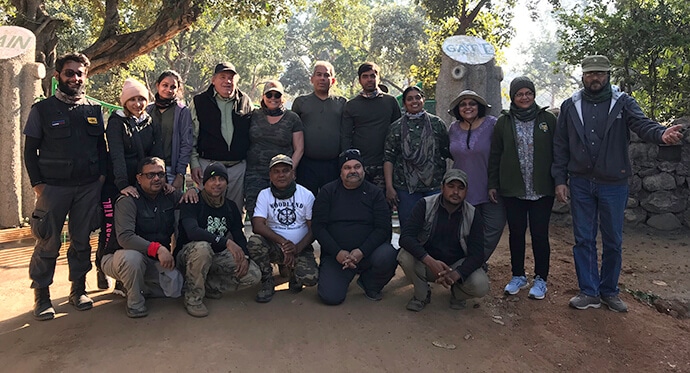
(313, 149, 397, 305)
(398, 169, 489, 311)
(103, 157, 186, 318)
(177, 162, 261, 317)
(248, 154, 318, 303)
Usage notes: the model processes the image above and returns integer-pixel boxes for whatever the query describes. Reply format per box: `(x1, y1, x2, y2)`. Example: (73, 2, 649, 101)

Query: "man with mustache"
(24, 52, 107, 320)
(312, 149, 398, 305)
(553, 55, 685, 312)
(176, 162, 260, 317)
(102, 157, 191, 318)
(292, 61, 346, 197)
(397, 169, 489, 312)
(247, 155, 318, 303)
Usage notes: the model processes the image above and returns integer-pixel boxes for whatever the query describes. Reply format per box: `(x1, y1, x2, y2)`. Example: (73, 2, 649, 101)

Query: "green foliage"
(516, 37, 578, 107)
(556, 0, 690, 120)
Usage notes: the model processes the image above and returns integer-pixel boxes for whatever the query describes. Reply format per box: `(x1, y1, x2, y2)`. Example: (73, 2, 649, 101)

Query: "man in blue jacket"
(552, 55, 684, 312)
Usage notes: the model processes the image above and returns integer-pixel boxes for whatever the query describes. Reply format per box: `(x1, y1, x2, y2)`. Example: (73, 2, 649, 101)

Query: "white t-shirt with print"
(254, 184, 314, 244)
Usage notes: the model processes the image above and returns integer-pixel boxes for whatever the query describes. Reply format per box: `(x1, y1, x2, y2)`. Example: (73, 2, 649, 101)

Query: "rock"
(658, 161, 677, 173)
(552, 200, 570, 213)
(646, 213, 681, 230)
(627, 197, 639, 208)
(624, 207, 647, 225)
(675, 176, 686, 187)
(629, 175, 642, 194)
(628, 143, 650, 161)
(432, 341, 457, 350)
(652, 280, 668, 286)
(464, 333, 472, 340)
(638, 167, 658, 178)
(642, 172, 676, 191)
(641, 191, 686, 213)
(491, 319, 505, 326)
(683, 210, 690, 227)
(676, 162, 690, 176)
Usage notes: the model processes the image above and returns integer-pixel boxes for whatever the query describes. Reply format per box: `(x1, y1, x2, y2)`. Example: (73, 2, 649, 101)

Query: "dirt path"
(0, 225, 688, 372)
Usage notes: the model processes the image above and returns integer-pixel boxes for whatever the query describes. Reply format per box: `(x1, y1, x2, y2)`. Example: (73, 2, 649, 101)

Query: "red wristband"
(147, 242, 161, 257)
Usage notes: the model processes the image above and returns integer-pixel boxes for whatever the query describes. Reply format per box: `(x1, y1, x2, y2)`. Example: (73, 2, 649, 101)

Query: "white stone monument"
(0, 26, 45, 227)
(436, 35, 503, 126)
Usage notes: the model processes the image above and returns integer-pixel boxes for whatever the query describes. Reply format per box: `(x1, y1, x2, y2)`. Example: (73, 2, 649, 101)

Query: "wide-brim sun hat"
(448, 90, 491, 114)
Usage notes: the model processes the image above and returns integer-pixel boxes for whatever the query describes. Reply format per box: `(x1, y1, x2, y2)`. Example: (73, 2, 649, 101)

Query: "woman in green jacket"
(488, 76, 556, 301)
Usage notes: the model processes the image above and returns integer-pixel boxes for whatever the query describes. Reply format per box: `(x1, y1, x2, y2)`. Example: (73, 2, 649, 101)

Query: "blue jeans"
(569, 176, 628, 297)
(396, 188, 439, 230)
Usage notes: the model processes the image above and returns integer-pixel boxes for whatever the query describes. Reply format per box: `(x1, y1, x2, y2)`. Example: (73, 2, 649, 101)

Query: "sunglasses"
(140, 172, 166, 180)
(62, 69, 84, 78)
(265, 91, 282, 99)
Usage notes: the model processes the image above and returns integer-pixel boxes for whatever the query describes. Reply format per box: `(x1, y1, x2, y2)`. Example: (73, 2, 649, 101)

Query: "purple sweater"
(448, 116, 497, 205)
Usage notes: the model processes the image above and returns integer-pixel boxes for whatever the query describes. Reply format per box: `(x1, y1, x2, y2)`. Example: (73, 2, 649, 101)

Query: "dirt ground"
(0, 223, 689, 372)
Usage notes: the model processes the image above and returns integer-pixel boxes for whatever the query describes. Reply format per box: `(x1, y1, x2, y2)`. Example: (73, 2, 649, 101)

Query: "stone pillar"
(0, 26, 45, 227)
(436, 35, 503, 126)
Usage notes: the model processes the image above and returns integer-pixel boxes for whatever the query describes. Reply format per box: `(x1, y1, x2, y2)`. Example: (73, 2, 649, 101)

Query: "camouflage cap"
(442, 168, 468, 187)
(269, 154, 293, 169)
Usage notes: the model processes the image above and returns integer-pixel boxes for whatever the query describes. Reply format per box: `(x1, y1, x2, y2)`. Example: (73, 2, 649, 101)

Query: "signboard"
(442, 35, 495, 65)
(0, 26, 35, 60)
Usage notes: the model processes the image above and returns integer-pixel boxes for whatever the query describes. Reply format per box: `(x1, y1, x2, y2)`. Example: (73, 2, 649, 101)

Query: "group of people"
(24, 51, 684, 321)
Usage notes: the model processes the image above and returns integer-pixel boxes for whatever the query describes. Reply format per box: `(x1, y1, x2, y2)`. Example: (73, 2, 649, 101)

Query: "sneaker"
(185, 302, 209, 317)
(601, 295, 628, 313)
(32, 288, 55, 321)
(528, 276, 548, 300)
(205, 289, 223, 299)
(69, 293, 94, 311)
(504, 276, 529, 295)
(97, 269, 110, 290)
(126, 305, 148, 318)
(288, 277, 303, 293)
(569, 293, 601, 310)
(255, 277, 276, 303)
(112, 281, 127, 297)
(357, 277, 383, 301)
(406, 290, 431, 312)
(69, 279, 93, 311)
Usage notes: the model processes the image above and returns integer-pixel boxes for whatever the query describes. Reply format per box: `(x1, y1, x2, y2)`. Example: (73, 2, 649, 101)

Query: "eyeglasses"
(265, 91, 282, 99)
(62, 69, 84, 78)
(584, 71, 608, 77)
(459, 101, 478, 108)
(515, 92, 535, 98)
(140, 172, 166, 180)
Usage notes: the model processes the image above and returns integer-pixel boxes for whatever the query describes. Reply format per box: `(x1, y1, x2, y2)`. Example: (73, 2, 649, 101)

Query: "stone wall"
(552, 117, 690, 231)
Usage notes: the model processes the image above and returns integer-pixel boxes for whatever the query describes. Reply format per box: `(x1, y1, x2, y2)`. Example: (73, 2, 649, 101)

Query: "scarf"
(200, 189, 225, 208)
(401, 111, 436, 193)
(360, 89, 383, 99)
(270, 180, 296, 200)
(582, 82, 613, 103)
(154, 93, 176, 109)
(263, 106, 286, 117)
(510, 102, 538, 122)
(54, 87, 85, 105)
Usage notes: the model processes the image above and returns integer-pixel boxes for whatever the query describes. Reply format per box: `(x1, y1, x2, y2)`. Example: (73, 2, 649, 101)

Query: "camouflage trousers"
(176, 241, 261, 306)
(246, 234, 319, 287)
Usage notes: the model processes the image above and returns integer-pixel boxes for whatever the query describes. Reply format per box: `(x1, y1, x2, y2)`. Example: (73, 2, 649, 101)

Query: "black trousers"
(503, 196, 554, 281)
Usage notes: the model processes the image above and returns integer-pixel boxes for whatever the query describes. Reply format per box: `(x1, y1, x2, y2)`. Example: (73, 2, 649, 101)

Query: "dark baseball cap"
(214, 62, 237, 75)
